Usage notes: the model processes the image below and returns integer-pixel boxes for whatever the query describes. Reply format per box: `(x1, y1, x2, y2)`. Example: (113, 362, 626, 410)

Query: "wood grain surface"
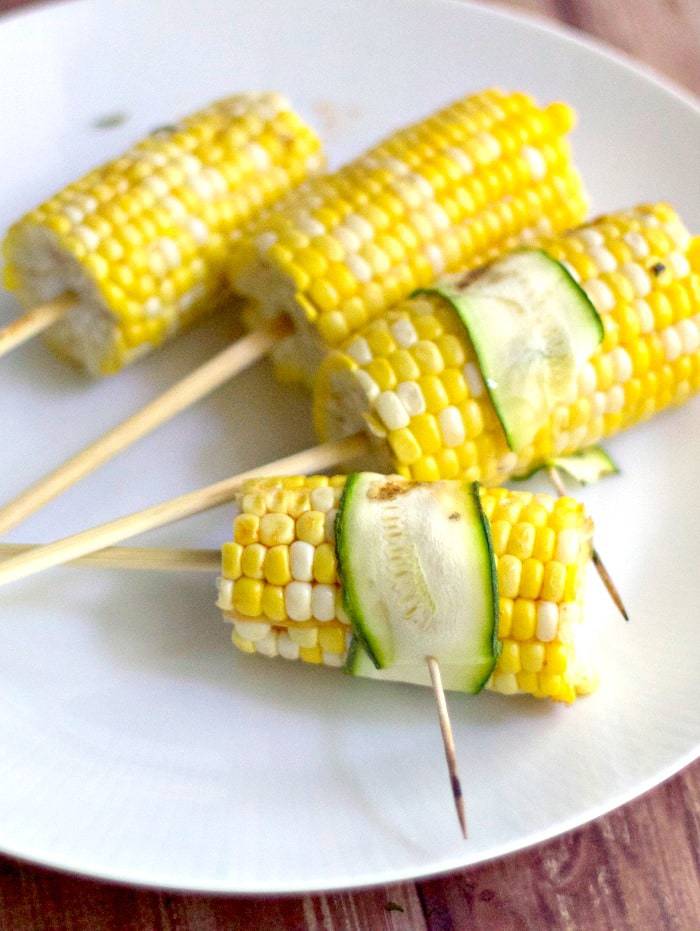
(1, 0, 699, 928)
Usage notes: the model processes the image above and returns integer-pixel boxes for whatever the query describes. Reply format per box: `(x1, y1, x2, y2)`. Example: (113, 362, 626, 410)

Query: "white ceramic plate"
(0, 0, 699, 895)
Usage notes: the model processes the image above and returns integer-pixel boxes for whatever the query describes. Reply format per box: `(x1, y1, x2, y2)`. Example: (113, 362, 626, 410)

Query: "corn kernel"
(498, 554, 522, 599)
(233, 577, 264, 617)
(541, 561, 567, 602)
(221, 542, 242, 580)
(234, 514, 259, 545)
(319, 626, 345, 654)
(296, 510, 325, 545)
(259, 513, 295, 546)
(313, 543, 337, 584)
(241, 543, 266, 579)
(520, 642, 545, 672)
(511, 599, 536, 639)
(498, 640, 521, 674)
(498, 597, 513, 638)
(261, 584, 286, 621)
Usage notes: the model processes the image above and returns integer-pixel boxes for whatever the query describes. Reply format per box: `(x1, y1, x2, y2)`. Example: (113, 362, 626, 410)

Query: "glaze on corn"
(315, 203, 700, 484)
(227, 88, 588, 384)
(217, 475, 596, 703)
(3, 93, 322, 375)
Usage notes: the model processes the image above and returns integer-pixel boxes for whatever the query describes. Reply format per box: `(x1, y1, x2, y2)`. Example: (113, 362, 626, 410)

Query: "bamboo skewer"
(0, 293, 75, 359)
(0, 543, 220, 572)
(546, 466, 629, 621)
(426, 656, 468, 838)
(0, 433, 369, 587)
(0, 316, 291, 535)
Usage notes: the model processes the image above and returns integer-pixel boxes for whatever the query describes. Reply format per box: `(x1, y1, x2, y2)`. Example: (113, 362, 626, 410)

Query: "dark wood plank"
(0, 0, 698, 928)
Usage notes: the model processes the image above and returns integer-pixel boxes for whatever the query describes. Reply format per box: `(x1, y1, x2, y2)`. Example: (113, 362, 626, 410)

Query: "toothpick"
(546, 466, 629, 621)
(0, 543, 220, 573)
(426, 656, 467, 839)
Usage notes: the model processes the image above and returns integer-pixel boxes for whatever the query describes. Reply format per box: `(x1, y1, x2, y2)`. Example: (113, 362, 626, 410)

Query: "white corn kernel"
(662, 326, 682, 361)
(255, 631, 279, 657)
(621, 262, 651, 297)
(556, 529, 580, 564)
(311, 584, 336, 621)
(376, 391, 411, 430)
(216, 578, 234, 611)
(592, 391, 607, 415)
(278, 632, 300, 660)
(288, 624, 317, 647)
(334, 226, 362, 253)
(290, 541, 314, 582)
(576, 228, 604, 249)
(635, 298, 655, 333)
(234, 620, 271, 642)
(444, 146, 474, 175)
(310, 486, 335, 512)
(667, 252, 690, 279)
(536, 602, 559, 642)
(391, 317, 418, 348)
(583, 279, 615, 314)
(588, 247, 617, 273)
(578, 362, 597, 396)
(521, 146, 546, 180)
(396, 381, 426, 416)
(464, 362, 485, 398)
(344, 213, 374, 242)
(424, 243, 445, 275)
(347, 337, 372, 365)
(438, 406, 466, 447)
(678, 318, 700, 355)
(624, 231, 649, 259)
(323, 652, 345, 668)
(346, 253, 372, 283)
(612, 347, 633, 383)
(605, 385, 625, 414)
(354, 369, 380, 402)
(285, 581, 312, 621)
(492, 672, 519, 695)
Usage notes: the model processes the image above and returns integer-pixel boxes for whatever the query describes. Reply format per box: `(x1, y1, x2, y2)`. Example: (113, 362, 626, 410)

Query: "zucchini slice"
(337, 473, 498, 694)
(417, 250, 603, 453)
(514, 445, 620, 485)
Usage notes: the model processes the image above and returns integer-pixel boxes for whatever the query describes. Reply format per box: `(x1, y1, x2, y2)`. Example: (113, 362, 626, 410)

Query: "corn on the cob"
(217, 474, 596, 704)
(227, 88, 588, 385)
(3, 93, 322, 375)
(315, 203, 700, 484)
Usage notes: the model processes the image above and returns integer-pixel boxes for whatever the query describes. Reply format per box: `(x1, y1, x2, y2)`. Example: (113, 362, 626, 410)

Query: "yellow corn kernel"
(539, 672, 564, 699)
(234, 514, 260, 545)
(241, 543, 266, 579)
(498, 597, 513, 638)
(498, 640, 521, 674)
(365, 358, 397, 391)
(233, 578, 264, 617)
(419, 375, 449, 412)
(533, 526, 556, 562)
(516, 670, 539, 694)
(491, 520, 511, 556)
(434, 448, 460, 479)
(498, 554, 522, 599)
(545, 642, 569, 674)
(507, 522, 536, 560)
(242, 492, 267, 517)
(511, 599, 536, 640)
(313, 543, 337, 584)
(520, 642, 545, 673)
(300, 645, 323, 664)
(412, 456, 441, 481)
(263, 545, 292, 585)
(261, 584, 286, 622)
(259, 513, 295, 546)
(232, 631, 256, 654)
(221, 542, 242, 580)
(389, 428, 422, 465)
(389, 348, 421, 382)
(319, 627, 345, 654)
(411, 413, 442, 454)
(296, 510, 325, 545)
(519, 558, 544, 599)
(541, 560, 567, 602)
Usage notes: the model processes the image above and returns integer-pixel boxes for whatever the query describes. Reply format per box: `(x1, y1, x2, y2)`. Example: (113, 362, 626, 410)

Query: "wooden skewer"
(0, 433, 369, 588)
(0, 316, 291, 535)
(0, 542, 220, 572)
(426, 656, 468, 838)
(546, 466, 629, 621)
(0, 294, 75, 359)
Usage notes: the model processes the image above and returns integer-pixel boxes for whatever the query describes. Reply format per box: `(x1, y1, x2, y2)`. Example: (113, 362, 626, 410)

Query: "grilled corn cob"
(217, 474, 596, 703)
(3, 93, 322, 375)
(227, 88, 588, 384)
(315, 203, 700, 484)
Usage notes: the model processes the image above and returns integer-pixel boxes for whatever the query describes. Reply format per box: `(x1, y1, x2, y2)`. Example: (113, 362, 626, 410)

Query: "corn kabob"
(314, 203, 700, 484)
(228, 87, 587, 385)
(0, 88, 586, 537)
(2, 92, 322, 372)
(217, 473, 597, 705)
(0, 202, 697, 588)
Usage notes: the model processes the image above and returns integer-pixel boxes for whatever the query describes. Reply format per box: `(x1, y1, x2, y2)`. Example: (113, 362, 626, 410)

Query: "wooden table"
(1, 0, 699, 927)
